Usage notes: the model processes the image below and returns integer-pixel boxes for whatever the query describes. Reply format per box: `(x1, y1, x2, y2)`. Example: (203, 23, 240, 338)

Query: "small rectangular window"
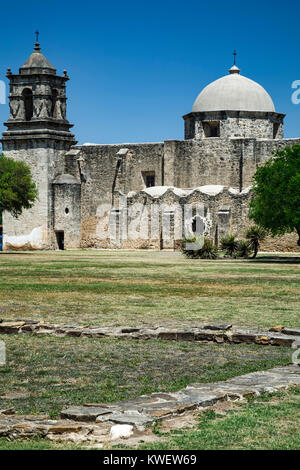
(142, 171, 155, 188)
(273, 123, 280, 139)
(203, 121, 220, 138)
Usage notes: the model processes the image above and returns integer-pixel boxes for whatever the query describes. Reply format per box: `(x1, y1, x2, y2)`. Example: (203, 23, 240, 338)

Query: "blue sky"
(1, 0, 300, 145)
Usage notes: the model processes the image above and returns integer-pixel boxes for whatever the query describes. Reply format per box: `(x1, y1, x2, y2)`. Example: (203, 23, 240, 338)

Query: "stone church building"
(2, 40, 299, 251)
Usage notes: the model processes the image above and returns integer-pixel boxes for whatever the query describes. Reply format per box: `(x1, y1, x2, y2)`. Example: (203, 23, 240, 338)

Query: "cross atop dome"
(229, 50, 240, 74)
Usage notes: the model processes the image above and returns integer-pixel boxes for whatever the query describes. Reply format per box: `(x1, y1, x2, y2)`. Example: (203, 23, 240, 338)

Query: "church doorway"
(56, 231, 64, 250)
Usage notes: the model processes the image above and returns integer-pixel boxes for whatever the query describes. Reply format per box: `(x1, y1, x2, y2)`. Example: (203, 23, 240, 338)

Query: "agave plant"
(245, 225, 267, 258)
(220, 234, 238, 257)
(236, 239, 251, 259)
(182, 237, 218, 259)
(199, 238, 219, 259)
(181, 237, 198, 259)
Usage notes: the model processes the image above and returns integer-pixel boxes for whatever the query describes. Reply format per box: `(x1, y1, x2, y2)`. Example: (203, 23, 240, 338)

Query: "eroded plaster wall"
(70, 143, 164, 248)
(2, 141, 67, 250)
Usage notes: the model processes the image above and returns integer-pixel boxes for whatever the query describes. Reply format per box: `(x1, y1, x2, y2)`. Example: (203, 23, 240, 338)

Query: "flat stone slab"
(282, 328, 300, 337)
(60, 406, 115, 422)
(170, 391, 220, 407)
(60, 365, 300, 428)
(96, 410, 154, 427)
(203, 324, 232, 331)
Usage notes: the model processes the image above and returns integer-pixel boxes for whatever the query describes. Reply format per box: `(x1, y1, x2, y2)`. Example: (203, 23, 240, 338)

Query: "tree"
(0, 154, 38, 217)
(245, 225, 267, 258)
(249, 145, 300, 246)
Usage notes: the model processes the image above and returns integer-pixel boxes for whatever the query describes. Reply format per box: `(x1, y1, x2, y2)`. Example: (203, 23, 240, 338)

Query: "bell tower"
(1, 34, 76, 250)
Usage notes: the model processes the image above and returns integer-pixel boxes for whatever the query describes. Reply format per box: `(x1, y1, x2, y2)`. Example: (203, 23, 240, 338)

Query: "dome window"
(203, 121, 220, 138)
(273, 123, 280, 139)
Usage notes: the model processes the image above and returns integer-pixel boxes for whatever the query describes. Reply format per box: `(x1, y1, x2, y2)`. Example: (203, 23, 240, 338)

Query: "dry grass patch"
(0, 333, 291, 418)
(0, 250, 299, 328)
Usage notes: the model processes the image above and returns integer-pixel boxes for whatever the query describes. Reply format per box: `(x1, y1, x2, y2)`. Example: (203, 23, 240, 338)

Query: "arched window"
(22, 88, 33, 121)
(192, 216, 204, 235)
(51, 89, 58, 118)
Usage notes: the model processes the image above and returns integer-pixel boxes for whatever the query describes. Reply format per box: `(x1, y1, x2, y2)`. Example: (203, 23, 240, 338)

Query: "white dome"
(192, 66, 275, 113)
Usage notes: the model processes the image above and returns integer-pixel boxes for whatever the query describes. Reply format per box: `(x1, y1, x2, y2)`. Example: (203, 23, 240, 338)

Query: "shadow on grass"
(0, 253, 33, 256)
(252, 256, 300, 264)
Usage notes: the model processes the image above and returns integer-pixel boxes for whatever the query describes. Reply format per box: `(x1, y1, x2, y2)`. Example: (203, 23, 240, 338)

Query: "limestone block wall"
(95, 185, 251, 249)
(184, 111, 284, 140)
(62, 134, 300, 250)
(241, 138, 300, 188)
(119, 186, 300, 251)
(167, 136, 300, 192)
(53, 182, 81, 248)
(221, 116, 274, 139)
(165, 139, 241, 189)
(4, 129, 298, 251)
(68, 143, 164, 248)
(2, 141, 67, 250)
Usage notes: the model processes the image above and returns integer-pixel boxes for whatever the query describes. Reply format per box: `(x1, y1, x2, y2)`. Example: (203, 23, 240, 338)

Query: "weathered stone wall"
(103, 186, 251, 249)
(242, 138, 300, 187)
(260, 233, 300, 252)
(164, 139, 241, 188)
(184, 111, 284, 140)
(2, 140, 67, 250)
(68, 143, 164, 248)
(53, 182, 81, 248)
(59, 135, 300, 251)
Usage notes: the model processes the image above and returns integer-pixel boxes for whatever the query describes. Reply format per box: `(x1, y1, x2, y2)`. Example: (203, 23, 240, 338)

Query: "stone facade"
(183, 111, 284, 140)
(1, 43, 300, 251)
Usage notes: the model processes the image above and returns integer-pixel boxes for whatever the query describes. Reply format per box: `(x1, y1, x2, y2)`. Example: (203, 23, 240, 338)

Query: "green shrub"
(220, 234, 238, 257)
(245, 225, 267, 258)
(236, 240, 251, 259)
(182, 237, 218, 259)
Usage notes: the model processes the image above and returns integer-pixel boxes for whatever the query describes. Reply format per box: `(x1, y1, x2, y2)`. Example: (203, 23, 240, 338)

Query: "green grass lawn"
(0, 250, 299, 450)
(0, 250, 299, 328)
(0, 333, 290, 417)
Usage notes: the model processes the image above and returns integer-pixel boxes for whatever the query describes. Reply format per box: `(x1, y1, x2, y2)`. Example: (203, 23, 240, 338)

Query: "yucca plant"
(199, 237, 219, 259)
(182, 237, 218, 259)
(220, 234, 238, 257)
(236, 239, 251, 259)
(181, 237, 198, 258)
(245, 225, 267, 258)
